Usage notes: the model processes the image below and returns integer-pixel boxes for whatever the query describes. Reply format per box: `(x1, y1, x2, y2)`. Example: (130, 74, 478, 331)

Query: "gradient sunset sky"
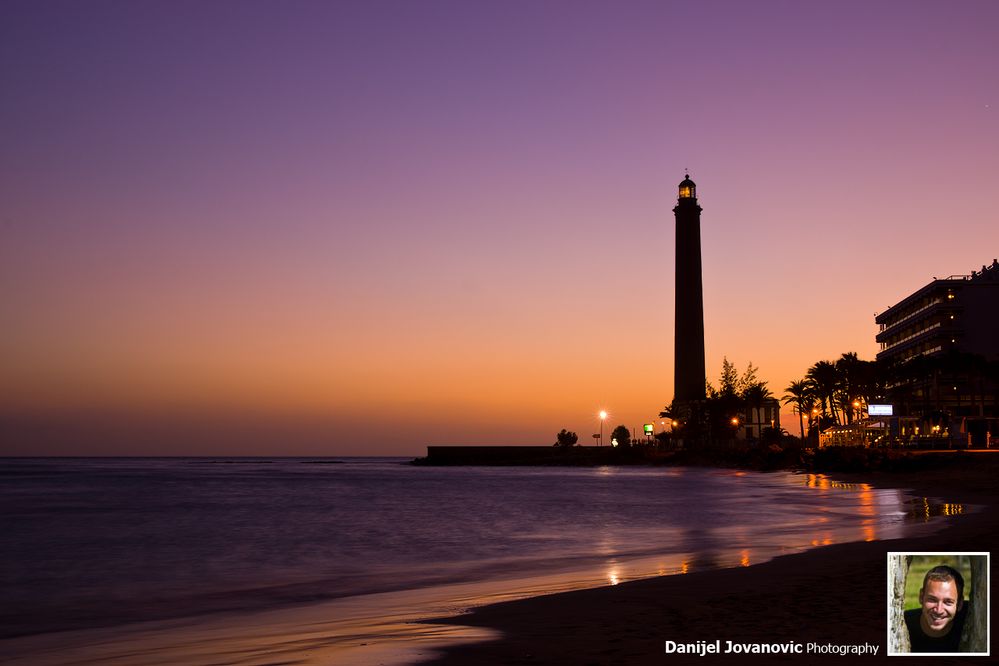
(3, 0, 997, 455)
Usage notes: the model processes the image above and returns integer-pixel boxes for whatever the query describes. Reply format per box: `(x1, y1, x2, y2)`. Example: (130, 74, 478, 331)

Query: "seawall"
(416, 445, 660, 466)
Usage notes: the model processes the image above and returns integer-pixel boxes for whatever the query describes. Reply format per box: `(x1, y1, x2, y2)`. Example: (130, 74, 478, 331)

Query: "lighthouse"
(673, 173, 706, 404)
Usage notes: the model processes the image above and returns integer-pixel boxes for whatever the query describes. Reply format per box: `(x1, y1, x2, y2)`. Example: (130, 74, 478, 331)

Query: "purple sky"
(2, 0, 998, 455)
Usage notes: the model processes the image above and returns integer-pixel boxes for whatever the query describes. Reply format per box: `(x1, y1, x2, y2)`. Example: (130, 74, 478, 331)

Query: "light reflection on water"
(798, 473, 964, 544)
(0, 459, 968, 665)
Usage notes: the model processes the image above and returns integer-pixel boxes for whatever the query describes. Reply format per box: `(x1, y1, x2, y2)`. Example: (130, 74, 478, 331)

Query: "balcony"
(877, 301, 963, 343)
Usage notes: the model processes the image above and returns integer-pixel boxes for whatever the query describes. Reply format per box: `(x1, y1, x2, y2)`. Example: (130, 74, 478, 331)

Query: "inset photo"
(887, 552, 990, 656)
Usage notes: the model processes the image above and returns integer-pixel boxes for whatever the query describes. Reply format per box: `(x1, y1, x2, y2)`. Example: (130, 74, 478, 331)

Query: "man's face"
(919, 578, 962, 636)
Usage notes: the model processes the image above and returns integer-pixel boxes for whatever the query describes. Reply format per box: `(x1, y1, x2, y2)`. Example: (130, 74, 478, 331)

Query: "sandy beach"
(420, 453, 998, 665)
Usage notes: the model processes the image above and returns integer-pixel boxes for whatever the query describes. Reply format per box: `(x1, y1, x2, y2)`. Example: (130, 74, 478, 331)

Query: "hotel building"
(874, 259, 999, 445)
(876, 259, 999, 365)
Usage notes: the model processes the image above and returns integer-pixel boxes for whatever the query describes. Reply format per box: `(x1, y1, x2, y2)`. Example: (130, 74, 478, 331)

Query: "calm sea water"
(1, 457, 936, 642)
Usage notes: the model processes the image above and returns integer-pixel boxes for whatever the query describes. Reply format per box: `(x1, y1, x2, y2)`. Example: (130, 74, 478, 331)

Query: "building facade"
(738, 398, 782, 441)
(874, 259, 999, 446)
(876, 259, 999, 365)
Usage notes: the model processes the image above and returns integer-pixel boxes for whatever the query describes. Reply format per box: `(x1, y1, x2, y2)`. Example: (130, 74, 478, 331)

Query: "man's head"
(918, 565, 964, 637)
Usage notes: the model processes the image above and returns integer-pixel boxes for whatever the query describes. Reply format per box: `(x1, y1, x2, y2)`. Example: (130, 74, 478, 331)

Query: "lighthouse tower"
(673, 173, 706, 404)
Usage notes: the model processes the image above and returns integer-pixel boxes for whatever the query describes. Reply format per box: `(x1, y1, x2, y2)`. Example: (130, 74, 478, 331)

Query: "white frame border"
(886, 551, 990, 657)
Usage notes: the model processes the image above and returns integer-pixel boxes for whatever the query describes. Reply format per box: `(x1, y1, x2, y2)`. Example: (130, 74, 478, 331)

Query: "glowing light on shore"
(859, 484, 876, 542)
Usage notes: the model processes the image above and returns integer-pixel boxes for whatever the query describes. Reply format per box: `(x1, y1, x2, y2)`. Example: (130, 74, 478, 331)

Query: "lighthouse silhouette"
(673, 173, 706, 405)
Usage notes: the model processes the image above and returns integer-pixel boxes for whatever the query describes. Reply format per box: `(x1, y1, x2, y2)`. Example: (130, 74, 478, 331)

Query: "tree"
(610, 425, 631, 448)
(718, 357, 739, 397)
(888, 554, 912, 653)
(850, 357, 888, 419)
(737, 361, 761, 396)
(554, 429, 578, 448)
(835, 352, 862, 423)
(760, 426, 788, 446)
(960, 556, 989, 652)
(782, 379, 814, 440)
(807, 360, 841, 423)
(668, 359, 787, 447)
(741, 381, 773, 439)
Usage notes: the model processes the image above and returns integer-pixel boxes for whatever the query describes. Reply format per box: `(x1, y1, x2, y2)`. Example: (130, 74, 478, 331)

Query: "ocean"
(0, 457, 951, 663)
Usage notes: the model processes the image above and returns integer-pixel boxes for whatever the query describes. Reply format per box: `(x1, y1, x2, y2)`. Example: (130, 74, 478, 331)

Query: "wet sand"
(420, 453, 998, 665)
(0, 582, 501, 666)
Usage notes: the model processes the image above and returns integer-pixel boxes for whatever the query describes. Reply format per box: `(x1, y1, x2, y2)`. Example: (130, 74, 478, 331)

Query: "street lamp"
(599, 410, 607, 446)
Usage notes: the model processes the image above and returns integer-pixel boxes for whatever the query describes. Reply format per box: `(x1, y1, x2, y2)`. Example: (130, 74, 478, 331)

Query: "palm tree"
(807, 360, 841, 424)
(854, 358, 887, 409)
(782, 379, 813, 439)
(836, 352, 861, 423)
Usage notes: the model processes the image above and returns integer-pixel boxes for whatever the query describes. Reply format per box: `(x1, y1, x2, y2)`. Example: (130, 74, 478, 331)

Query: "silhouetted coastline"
(414, 443, 974, 475)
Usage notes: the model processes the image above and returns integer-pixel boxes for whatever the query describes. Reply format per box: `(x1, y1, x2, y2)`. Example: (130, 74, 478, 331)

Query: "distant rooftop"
(876, 258, 999, 321)
(934, 258, 999, 283)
